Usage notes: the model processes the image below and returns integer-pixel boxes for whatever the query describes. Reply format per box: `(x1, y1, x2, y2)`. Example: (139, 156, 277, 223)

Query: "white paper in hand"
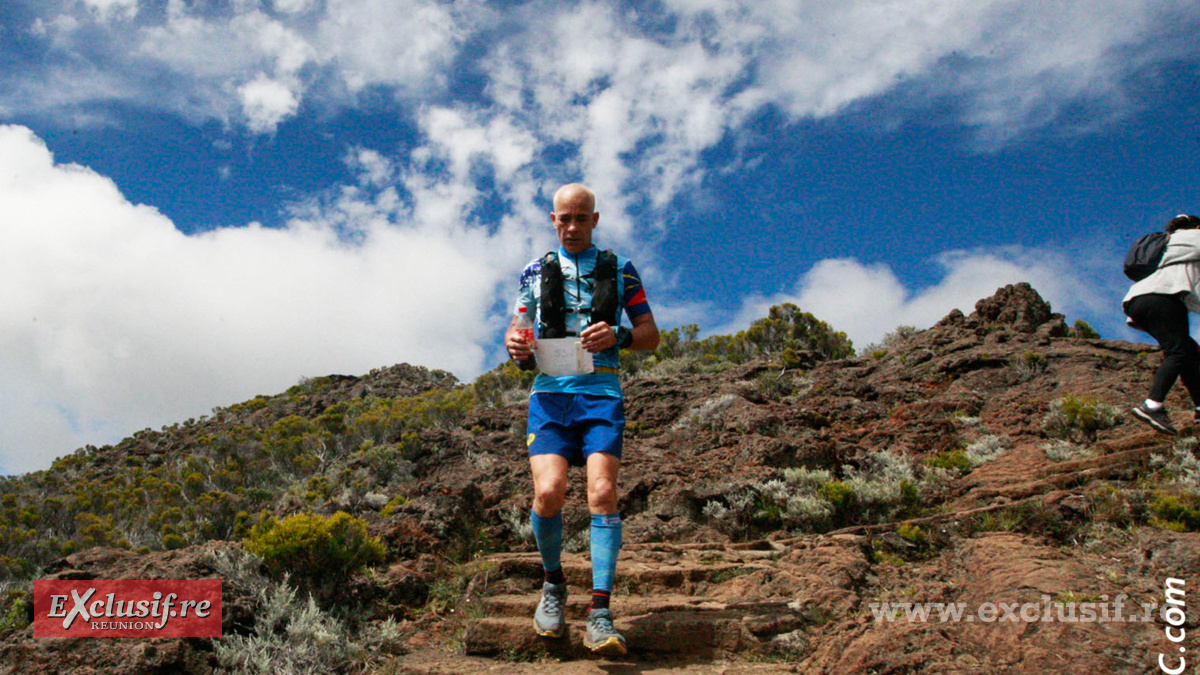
(534, 338, 595, 376)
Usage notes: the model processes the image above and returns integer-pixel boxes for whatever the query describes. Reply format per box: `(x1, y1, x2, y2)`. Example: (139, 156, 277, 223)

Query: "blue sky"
(2, 0, 1199, 474)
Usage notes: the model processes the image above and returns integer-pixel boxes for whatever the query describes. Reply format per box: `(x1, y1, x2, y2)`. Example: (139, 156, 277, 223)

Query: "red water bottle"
(515, 306, 536, 371)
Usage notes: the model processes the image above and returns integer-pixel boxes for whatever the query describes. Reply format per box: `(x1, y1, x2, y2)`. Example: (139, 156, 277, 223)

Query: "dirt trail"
(390, 539, 858, 673)
(384, 431, 1184, 674)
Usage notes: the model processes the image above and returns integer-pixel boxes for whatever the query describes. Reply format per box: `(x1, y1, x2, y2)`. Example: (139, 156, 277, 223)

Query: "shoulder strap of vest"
(538, 249, 620, 339)
(591, 249, 619, 326)
(538, 251, 567, 339)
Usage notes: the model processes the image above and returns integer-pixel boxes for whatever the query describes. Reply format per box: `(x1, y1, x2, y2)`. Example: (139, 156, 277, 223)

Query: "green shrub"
(1042, 395, 1122, 442)
(857, 325, 918, 357)
(162, 533, 187, 550)
(963, 435, 1009, 465)
(708, 452, 928, 536)
(1072, 320, 1100, 339)
(1151, 439, 1200, 492)
(229, 395, 271, 414)
(1012, 351, 1048, 381)
(926, 448, 972, 471)
(754, 371, 794, 399)
(1148, 492, 1200, 531)
(819, 481, 856, 512)
(743, 303, 854, 362)
(471, 361, 537, 407)
(1042, 440, 1088, 462)
(380, 494, 409, 518)
(244, 511, 385, 582)
(215, 581, 362, 674)
(0, 590, 29, 632)
(897, 522, 927, 544)
(628, 304, 853, 377)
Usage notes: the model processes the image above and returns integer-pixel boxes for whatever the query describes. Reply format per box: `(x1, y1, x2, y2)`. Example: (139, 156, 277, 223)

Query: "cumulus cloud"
(238, 74, 301, 133)
(466, 0, 1200, 238)
(81, 0, 138, 21)
(720, 246, 1118, 351)
(0, 125, 518, 474)
(316, 0, 467, 94)
(491, 2, 750, 226)
(7, 0, 463, 128)
(14, 1, 1192, 165)
(5, 0, 1196, 222)
(661, 0, 1195, 141)
(273, 0, 317, 15)
(2, 0, 1194, 474)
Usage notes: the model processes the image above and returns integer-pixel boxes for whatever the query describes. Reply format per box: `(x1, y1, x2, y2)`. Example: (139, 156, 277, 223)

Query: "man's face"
(552, 191, 598, 254)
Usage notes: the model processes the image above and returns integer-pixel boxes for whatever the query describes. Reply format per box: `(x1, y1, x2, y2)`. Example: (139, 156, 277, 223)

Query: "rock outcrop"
(0, 284, 1193, 675)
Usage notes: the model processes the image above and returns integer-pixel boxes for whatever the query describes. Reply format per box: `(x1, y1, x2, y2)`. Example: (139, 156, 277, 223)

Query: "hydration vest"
(538, 249, 619, 339)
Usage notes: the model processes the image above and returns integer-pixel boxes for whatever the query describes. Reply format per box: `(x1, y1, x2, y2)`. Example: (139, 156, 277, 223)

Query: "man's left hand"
(580, 322, 616, 353)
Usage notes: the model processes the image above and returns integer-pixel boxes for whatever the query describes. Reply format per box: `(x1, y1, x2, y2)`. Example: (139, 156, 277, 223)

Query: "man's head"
(551, 183, 598, 254)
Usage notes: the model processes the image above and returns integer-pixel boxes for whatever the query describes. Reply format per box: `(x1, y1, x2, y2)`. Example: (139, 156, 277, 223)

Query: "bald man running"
(505, 183, 660, 655)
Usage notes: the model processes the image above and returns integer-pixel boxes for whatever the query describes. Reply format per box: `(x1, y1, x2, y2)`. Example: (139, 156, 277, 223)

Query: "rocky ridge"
(1, 283, 1198, 674)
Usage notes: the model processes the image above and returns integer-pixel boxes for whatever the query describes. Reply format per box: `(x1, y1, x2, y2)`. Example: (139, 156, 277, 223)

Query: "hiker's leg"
(1176, 334, 1200, 407)
(586, 452, 622, 610)
(530, 454, 569, 579)
(1128, 294, 1191, 403)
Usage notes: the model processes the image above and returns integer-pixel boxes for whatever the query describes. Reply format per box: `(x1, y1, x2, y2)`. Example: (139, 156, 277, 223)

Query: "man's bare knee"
(585, 452, 621, 514)
(587, 477, 618, 514)
(531, 455, 569, 516)
(534, 480, 567, 516)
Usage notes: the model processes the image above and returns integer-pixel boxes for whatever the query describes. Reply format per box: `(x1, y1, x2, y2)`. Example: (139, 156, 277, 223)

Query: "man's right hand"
(506, 319, 534, 361)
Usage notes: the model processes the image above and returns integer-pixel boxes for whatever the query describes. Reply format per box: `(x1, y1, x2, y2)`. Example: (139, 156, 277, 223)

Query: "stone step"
(485, 552, 777, 589)
(393, 648, 802, 674)
(476, 596, 805, 637)
(463, 608, 793, 659)
(481, 592, 730, 618)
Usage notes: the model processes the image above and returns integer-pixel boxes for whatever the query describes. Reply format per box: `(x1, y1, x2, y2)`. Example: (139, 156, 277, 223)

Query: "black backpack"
(537, 249, 619, 338)
(1124, 231, 1169, 281)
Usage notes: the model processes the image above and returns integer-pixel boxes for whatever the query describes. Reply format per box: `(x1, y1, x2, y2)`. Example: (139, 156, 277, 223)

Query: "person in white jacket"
(1123, 214, 1200, 434)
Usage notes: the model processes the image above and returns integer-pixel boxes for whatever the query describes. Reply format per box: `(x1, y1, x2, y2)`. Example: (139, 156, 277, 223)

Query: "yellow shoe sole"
(533, 619, 564, 639)
(585, 635, 627, 656)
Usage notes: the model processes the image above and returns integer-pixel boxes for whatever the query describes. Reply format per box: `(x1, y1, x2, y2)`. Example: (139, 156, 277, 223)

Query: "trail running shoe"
(584, 608, 627, 656)
(1133, 403, 1178, 435)
(533, 581, 567, 638)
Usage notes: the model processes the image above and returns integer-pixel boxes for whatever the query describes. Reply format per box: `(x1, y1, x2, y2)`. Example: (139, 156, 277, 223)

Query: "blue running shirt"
(514, 246, 652, 398)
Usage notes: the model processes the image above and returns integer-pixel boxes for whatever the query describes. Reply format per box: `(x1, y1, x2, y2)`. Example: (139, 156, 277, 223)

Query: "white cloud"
(3, 0, 1194, 473)
(0, 124, 516, 474)
(273, 0, 316, 15)
(9, 0, 462, 130)
(720, 246, 1117, 351)
(9, 0, 1197, 161)
(419, 108, 538, 183)
(238, 74, 301, 133)
(661, 0, 1187, 141)
(345, 147, 395, 188)
(81, 0, 138, 21)
(316, 0, 467, 94)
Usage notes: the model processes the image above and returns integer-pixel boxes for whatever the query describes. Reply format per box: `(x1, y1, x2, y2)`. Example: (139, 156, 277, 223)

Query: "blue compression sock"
(531, 509, 563, 577)
(590, 513, 623, 593)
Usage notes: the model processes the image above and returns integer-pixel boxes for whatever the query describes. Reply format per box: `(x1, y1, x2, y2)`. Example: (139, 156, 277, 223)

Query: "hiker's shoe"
(533, 581, 567, 638)
(584, 608, 627, 656)
(1133, 403, 1178, 435)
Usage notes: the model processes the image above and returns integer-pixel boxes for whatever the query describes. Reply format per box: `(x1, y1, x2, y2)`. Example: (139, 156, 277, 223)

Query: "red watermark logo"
(34, 580, 222, 638)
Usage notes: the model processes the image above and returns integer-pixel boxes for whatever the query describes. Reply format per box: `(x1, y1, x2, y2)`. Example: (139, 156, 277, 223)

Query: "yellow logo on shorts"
(527, 433, 536, 446)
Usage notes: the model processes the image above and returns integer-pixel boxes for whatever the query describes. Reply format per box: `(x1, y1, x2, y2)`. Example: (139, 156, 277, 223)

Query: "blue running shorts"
(527, 393, 624, 467)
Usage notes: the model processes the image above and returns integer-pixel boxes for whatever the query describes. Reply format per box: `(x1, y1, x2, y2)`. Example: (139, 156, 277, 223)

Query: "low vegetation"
(0, 289, 1195, 670)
